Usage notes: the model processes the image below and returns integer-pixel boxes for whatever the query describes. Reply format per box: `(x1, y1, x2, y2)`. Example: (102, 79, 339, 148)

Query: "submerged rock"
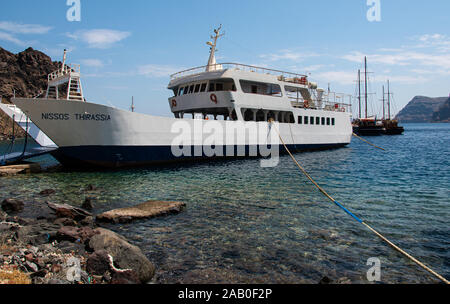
(88, 228, 155, 283)
(81, 197, 94, 211)
(39, 189, 56, 197)
(2, 199, 25, 213)
(96, 201, 186, 224)
(47, 202, 92, 221)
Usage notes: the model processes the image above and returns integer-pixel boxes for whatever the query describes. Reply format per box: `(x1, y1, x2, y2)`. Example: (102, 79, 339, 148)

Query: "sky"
(1, 0, 449, 118)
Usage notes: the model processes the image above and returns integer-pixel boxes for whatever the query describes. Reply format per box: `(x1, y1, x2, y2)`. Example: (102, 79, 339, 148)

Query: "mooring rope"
(352, 133, 386, 151)
(271, 122, 449, 284)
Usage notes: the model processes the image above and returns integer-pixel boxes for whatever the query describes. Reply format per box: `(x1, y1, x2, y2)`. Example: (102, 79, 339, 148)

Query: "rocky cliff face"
(432, 98, 450, 123)
(0, 46, 61, 140)
(395, 96, 448, 123)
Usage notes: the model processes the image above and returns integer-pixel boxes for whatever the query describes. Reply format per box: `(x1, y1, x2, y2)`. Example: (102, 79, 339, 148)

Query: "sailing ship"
(381, 80, 404, 135)
(11, 26, 353, 168)
(352, 57, 384, 136)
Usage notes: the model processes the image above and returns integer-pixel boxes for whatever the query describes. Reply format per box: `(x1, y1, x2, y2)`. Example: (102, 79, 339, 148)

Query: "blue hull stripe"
(51, 143, 348, 168)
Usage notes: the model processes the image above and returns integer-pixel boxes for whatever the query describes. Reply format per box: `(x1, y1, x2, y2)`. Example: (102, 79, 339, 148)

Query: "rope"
(271, 121, 449, 284)
(352, 133, 386, 151)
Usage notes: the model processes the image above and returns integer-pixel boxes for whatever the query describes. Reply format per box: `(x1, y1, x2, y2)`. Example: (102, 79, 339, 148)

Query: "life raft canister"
(210, 94, 218, 104)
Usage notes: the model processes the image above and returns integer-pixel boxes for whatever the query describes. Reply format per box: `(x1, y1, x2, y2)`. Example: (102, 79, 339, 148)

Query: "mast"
(358, 69, 361, 119)
(387, 80, 391, 120)
(131, 96, 135, 112)
(206, 25, 224, 72)
(61, 49, 67, 74)
(382, 85, 385, 120)
(364, 56, 368, 119)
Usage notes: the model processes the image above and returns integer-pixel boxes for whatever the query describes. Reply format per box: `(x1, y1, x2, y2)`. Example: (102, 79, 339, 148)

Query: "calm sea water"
(0, 123, 449, 284)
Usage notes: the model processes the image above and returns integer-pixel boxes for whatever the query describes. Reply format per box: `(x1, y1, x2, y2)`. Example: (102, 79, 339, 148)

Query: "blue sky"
(1, 0, 449, 117)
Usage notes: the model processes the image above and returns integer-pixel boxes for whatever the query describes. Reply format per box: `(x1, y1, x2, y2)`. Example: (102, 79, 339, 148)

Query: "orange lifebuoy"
(210, 94, 218, 104)
(171, 99, 177, 107)
(304, 100, 309, 108)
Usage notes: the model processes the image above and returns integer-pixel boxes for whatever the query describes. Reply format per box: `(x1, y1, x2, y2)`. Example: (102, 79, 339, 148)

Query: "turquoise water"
(0, 123, 449, 283)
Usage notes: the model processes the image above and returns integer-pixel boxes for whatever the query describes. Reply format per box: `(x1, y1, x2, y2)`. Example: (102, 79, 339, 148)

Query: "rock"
(30, 269, 47, 279)
(0, 209, 7, 221)
(319, 276, 332, 284)
(2, 198, 24, 213)
(53, 217, 77, 227)
(111, 269, 140, 284)
(25, 261, 39, 272)
(56, 226, 97, 244)
(39, 189, 56, 196)
(47, 202, 92, 221)
(88, 228, 155, 283)
(0, 164, 42, 175)
(81, 198, 94, 211)
(86, 184, 97, 191)
(96, 201, 186, 224)
(86, 250, 111, 276)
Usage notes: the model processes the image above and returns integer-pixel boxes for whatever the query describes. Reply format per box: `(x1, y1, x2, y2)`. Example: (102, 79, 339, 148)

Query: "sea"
(0, 123, 449, 284)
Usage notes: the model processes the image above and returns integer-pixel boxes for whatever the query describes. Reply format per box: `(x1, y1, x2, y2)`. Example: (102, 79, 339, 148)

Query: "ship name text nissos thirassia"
(41, 113, 111, 121)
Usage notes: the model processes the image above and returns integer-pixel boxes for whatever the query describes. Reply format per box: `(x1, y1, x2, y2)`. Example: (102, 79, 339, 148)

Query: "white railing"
(170, 63, 308, 81)
(48, 64, 81, 81)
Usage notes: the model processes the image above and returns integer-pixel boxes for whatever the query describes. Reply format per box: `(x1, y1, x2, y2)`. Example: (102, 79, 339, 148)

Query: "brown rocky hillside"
(0, 46, 62, 140)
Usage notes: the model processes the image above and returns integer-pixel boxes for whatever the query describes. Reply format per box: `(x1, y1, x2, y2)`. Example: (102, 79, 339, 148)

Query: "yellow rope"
(352, 133, 386, 151)
(272, 122, 449, 284)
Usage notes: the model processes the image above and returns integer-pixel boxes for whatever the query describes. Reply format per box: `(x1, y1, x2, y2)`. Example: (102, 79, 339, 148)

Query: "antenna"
(131, 96, 135, 112)
(206, 25, 225, 72)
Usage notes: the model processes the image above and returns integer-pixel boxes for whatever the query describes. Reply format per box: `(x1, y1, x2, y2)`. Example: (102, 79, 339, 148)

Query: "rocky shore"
(0, 194, 184, 284)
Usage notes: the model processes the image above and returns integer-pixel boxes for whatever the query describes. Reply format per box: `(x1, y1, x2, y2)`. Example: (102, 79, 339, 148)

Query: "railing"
(48, 64, 81, 81)
(170, 63, 308, 81)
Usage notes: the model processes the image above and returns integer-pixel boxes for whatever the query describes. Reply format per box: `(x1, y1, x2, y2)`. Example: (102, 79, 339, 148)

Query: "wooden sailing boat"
(353, 56, 384, 136)
(382, 80, 404, 135)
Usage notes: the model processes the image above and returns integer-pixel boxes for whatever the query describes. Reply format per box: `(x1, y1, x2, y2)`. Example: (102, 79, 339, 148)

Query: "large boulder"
(96, 201, 186, 224)
(88, 228, 155, 283)
(2, 199, 24, 213)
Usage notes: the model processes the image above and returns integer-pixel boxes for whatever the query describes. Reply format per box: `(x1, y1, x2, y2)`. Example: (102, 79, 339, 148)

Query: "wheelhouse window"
(316, 117, 320, 125)
(304, 116, 309, 124)
(240, 80, 282, 97)
(200, 83, 207, 92)
(208, 79, 236, 92)
(298, 116, 302, 124)
(332, 118, 335, 126)
(194, 84, 201, 93)
(321, 117, 325, 125)
(327, 118, 331, 126)
(310, 116, 314, 125)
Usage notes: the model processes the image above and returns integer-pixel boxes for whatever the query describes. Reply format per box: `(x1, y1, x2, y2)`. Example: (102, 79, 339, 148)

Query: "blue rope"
(333, 200, 363, 223)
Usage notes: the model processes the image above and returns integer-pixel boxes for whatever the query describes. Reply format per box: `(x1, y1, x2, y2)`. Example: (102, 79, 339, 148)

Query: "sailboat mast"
(358, 69, 362, 119)
(387, 80, 391, 120)
(364, 56, 368, 119)
(382, 85, 385, 120)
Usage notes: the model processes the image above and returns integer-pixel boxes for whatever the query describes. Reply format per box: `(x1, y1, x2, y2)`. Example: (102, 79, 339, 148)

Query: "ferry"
(12, 26, 353, 168)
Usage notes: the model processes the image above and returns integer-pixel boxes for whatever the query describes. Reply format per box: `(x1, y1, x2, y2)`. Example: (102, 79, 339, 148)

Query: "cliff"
(395, 96, 448, 123)
(0, 46, 61, 140)
(432, 98, 450, 123)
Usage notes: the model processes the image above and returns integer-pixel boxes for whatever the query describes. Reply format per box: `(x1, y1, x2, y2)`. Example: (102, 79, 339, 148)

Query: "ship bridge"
(167, 26, 352, 123)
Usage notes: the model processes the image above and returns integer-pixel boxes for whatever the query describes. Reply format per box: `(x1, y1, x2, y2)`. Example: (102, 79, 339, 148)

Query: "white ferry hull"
(12, 98, 352, 168)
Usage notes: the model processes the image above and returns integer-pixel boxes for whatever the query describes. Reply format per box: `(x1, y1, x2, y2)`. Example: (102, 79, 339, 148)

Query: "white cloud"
(314, 71, 357, 85)
(80, 59, 104, 68)
(138, 64, 182, 78)
(68, 29, 131, 49)
(0, 21, 52, 34)
(0, 31, 24, 45)
(342, 50, 450, 69)
(260, 49, 318, 62)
